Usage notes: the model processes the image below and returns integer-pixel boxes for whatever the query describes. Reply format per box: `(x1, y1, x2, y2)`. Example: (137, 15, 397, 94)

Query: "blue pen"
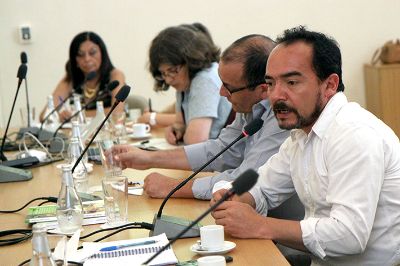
(100, 240, 157, 252)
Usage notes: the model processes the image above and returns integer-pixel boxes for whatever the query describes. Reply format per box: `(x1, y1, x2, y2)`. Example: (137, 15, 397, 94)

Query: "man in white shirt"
(211, 26, 400, 266)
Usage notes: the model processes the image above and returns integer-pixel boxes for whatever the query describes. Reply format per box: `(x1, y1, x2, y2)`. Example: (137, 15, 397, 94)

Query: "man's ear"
(324, 73, 339, 98)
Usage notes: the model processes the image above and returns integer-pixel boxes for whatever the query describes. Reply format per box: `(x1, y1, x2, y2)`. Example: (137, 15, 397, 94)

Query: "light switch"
(19, 24, 32, 44)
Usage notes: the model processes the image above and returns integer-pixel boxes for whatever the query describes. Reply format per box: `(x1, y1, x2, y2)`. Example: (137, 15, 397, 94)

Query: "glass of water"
(97, 138, 122, 177)
(101, 175, 128, 227)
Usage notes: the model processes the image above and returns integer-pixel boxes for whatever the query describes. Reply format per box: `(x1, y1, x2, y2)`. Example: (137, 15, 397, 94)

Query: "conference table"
(0, 130, 289, 265)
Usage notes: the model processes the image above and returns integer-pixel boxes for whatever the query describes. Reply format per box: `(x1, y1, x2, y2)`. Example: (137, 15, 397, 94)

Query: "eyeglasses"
(222, 81, 266, 96)
(155, 65, 181, 81)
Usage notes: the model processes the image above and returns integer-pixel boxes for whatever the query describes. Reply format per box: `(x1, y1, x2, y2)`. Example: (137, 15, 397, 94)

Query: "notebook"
(82, 233, 178, 266)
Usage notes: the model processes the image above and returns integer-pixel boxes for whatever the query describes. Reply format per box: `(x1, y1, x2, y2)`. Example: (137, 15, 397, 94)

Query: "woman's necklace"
(84, 83, 99, 99)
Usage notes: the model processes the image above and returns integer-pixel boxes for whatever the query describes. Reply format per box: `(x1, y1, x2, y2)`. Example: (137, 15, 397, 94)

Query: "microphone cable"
(0, 196, 58, 213)
(0, 196, 57, 247)
(0, 229, 32, 246)
(78, 222, 153, 241)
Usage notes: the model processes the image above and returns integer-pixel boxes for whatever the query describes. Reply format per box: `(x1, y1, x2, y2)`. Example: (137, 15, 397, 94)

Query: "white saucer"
(190, 241, 236, 255)
(56, 163, 93, 173)
(128, 133, 152, 139)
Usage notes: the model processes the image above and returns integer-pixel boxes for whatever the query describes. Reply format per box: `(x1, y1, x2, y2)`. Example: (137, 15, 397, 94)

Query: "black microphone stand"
(0, 64, 35, 182)
(145, 169, 259, 265)
(151, 118, 264, 239)
(147, 192, 233, 265)
(71, 85, 130, 174)
(1, 65, 27, 161)
(24, 76, 30, 127)
(151, 133, 246, 239)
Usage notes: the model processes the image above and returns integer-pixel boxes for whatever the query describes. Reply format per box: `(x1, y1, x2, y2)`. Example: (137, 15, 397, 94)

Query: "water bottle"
(73, 94, 86, 125)
(67, 137, 89, 193)
(29, 223, 56, 266)
(43, 95, 60, 132)
(71, 121, 88, 164)
(81, 100, 112, 143)
(56, 165, 83, 234)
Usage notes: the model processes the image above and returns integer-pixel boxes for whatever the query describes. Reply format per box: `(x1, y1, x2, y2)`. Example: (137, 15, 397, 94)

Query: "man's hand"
(112, 144, 134, 155)
(211, 189, 264, 238)
(143, 172, 181, 198)
(212, 200, 265, 239)
(112, 145, 153, 170)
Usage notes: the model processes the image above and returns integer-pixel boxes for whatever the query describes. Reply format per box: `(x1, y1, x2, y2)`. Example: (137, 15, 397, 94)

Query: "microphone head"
(85, 71, 97, 81)
(115, 85, 131, 102)
(231, 169, 259, 195)
(107, 80, 120, 91)
(17, 64, 28, 80)
(243, 118, 264, 136)
(20, 52, 28, 64)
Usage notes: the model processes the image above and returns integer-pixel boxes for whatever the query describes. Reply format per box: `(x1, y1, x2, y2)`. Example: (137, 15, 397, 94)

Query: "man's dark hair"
(276, 26, 345, 92)
(221, 34, 275, 89)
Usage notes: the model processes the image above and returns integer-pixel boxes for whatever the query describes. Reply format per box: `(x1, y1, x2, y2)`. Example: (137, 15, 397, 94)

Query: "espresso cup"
(200, 225, 224, 251)
(133, 123, 150, 137)
(197, 255, 226, 266)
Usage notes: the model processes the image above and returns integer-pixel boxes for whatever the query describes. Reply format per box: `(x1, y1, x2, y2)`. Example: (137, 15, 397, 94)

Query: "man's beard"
(273, 94, 323, 130)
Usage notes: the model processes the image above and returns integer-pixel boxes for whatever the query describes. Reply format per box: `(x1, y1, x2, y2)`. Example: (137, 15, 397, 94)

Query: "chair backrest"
(224, 108, 236, 128)
(125, 95, 148, 113)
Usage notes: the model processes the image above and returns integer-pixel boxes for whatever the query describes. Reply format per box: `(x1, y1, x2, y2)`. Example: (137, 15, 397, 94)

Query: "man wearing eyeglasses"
(113, 34, 303, 220)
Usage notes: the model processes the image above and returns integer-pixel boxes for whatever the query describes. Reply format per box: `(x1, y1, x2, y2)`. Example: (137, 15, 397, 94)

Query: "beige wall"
(1, 0, 399, 127)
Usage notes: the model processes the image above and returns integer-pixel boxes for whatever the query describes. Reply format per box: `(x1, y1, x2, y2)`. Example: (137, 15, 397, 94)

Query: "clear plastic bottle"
(56, 165, 83, 234)
(73, 94, 87, 125)
(43, 95, 60, 132)
(29, 223, 56, 266)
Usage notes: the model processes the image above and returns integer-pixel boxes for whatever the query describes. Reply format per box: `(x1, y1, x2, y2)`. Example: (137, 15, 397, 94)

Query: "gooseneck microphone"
(0, 64, 37, 179)
(151, 118, 264, 239)
(71, 84, 130, 174)
(1, 64, 28, 162)
(20, 52, 30, 127)
(20, 52, 27, 64)
(144, 169, 259, 265)
(52, 80, 120, 138)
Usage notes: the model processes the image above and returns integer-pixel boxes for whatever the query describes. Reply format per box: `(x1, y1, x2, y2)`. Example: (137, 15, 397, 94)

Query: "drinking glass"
(102, 175, 128, 227)
(97, 139, 122, 177)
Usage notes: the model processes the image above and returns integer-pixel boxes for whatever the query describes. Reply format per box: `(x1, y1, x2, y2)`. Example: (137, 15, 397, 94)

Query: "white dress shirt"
(250, 93, 400, 265)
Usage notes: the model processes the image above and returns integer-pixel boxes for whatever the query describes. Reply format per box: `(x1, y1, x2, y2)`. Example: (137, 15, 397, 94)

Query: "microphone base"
(150, 214, 201, 239)
(0, 165, 32, 183)
(38, 130, 66, 143)
(17, 127, 67, 143)
(17, 127, 40, 140)
(1, 156, 39, 168)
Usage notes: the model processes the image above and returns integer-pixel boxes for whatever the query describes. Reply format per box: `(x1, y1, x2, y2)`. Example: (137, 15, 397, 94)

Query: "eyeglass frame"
(222, 81, 266, 96)
(154, 65, 182, 81)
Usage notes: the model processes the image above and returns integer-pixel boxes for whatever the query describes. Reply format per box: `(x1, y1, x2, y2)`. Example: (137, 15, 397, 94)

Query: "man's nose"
(219, 85, 229, 97)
